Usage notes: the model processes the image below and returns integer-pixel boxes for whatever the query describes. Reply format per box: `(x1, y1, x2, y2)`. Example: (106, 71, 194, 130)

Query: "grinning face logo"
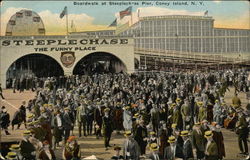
(60, 51, 76, 68)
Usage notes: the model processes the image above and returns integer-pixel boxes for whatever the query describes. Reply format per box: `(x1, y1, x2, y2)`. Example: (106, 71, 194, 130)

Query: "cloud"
(213, 0, 221, 3)
(214, 11, 249, 29)
(0, 7, 110, 36)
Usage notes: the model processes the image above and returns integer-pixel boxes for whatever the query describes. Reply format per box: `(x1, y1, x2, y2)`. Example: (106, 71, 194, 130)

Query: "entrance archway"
(6, 54, 64, 88)
(73, 52, 127, 75)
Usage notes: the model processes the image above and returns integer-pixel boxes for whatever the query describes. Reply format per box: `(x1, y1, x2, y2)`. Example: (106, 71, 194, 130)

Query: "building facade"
(119, 15, 249, 55)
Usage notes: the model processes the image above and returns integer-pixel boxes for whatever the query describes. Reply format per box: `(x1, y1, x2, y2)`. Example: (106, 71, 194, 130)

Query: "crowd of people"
(0, 69, 250, 160)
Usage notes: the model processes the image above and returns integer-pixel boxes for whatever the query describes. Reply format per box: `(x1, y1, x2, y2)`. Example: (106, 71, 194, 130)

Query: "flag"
(109, 19, 117, 27)
(60, 6, 67, 18)
(120, 6, 132, 19)
(204, 10, 208, 16)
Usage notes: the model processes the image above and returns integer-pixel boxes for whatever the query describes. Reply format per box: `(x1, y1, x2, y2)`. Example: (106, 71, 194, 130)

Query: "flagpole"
(66, 7, 69, 35)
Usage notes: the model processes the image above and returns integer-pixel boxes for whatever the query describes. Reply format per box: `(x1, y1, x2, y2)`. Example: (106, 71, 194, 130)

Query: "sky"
(0, 0, 249, 35)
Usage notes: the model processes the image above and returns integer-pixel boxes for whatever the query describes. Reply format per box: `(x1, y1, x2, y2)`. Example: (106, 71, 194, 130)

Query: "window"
(33, 17, 41, 22)
(25, 11, 32, 16)
(6, 32, 12, 36)
(16, 12, 23, 18)
(38, 28, 45, 34)
(9, 20, 16, 25)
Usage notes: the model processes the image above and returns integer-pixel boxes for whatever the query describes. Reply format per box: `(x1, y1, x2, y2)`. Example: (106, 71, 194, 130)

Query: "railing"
(134, 47, 250, 64)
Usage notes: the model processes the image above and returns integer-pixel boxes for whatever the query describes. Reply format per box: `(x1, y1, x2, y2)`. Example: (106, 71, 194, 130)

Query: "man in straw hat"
(204, 131, 219, 160)
(123, 130, 140, 160)
(163, 136, 184, 160)
(102, 107, 113, 150)
(180, 130, 193, 160)
(198, 102, 207, 122)
(191, 122, 205, 160)
(148, 143, 160, 160)
(19, 130, 36, 160)
(134, 119, 148, 155)
(181, 99, 192, 130)
(172, 103, 182, 130)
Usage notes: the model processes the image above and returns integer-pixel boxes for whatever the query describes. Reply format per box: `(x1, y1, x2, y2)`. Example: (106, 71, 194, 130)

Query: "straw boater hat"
(204, 131, 213, 138)
(202, 120, 208, 124)
(176, 98, 181, 103)
(197, 101, 203, 106)
(133, 113, 139, 118)
(9, 144, 20, 151)
(149, 131, 156, 135)
(64, 107, 70, 111)
(195, 122, 201, 125)
(171, 103, 177, 107)
(125, 106, 130, 110)
(124, 130, 132, 137)
(168, 136, 176, 143)
(171, 123, 177, 129)
(27, 113, 34, 119)
(150, 143, 159, 151)
(180, 130, 189, 137)
(26, 121, 34, 126)
(23, 130, 31, 136)
(5, 152, 17, 159)
(104, 108, 110, 112)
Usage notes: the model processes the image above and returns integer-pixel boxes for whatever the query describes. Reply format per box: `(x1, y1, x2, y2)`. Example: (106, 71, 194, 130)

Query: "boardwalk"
(0, 88, 249, 159)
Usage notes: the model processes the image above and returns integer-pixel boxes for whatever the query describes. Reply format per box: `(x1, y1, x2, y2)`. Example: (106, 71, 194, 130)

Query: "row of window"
(9, 17, 41, 25)
(5, 28, 45, 36)
(135, 37, 250, 53)
(16, 11, 32, 18)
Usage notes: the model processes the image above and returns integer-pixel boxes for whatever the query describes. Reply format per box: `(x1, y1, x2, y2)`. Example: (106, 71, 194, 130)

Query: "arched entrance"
(73, 52, 127, 75)
(6, 54, 64, 88)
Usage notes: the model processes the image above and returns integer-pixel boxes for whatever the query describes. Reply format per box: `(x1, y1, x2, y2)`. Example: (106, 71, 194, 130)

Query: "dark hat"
(114, 146, 121, 150)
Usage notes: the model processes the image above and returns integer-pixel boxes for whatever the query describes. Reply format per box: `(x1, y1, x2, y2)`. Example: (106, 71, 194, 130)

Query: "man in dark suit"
(134, 119, 148, 155)
(236, 111, 249, 155)
(19, 130, 36, 159)
(191, 122, 205, 160)
(164, 136, 184, 160)
(0, 83, 5, 99)
(102, 108, 113, 150)
(180, 130, 193, 160)
(204, 131, 219, 160)
(63, 107, 73, 143)
(94, 102, 103, 139)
